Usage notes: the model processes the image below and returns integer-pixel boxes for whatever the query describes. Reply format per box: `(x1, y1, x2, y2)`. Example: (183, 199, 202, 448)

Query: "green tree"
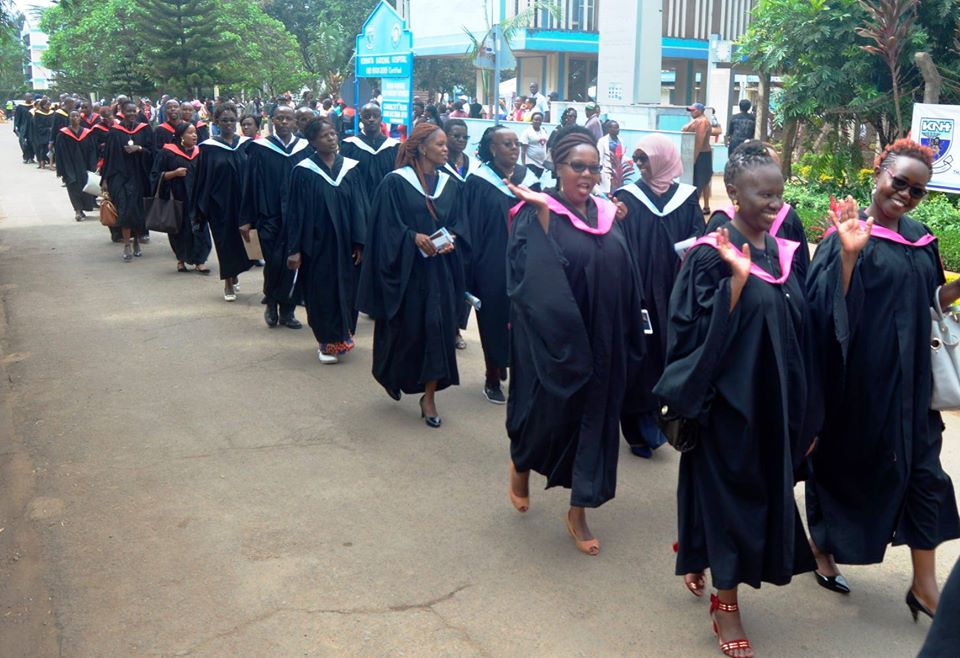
(0, 9, 25, 95)
(415, 57, 476, 102)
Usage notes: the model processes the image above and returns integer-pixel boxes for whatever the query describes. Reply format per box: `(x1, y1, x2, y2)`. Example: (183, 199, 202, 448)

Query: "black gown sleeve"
(284, 166, 308, 257)
(506, 204, 592, 397)
(652, 245, 736, 419)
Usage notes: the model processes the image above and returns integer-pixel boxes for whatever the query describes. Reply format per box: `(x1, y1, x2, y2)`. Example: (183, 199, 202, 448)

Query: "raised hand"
(830, 195, 872, 256)
(504, 179, 548, 209)
(716, 227, 751, 282)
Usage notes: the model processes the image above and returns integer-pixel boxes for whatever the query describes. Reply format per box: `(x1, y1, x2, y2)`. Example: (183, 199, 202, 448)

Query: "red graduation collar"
(162, 143, 199, 160)
(195, 120, 207, 128)
(112, 122, 149, 135)
(158, 122, 177, 133)
(59, 126, 93, 141)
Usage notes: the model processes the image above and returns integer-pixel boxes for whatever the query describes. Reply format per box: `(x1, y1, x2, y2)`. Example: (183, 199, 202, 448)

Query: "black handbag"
(144, 177, 182, 234)
(656, 403, 700, 453)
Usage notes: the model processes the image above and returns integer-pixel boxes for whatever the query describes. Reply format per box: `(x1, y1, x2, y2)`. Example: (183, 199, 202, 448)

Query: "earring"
(732, 199, 739, 211)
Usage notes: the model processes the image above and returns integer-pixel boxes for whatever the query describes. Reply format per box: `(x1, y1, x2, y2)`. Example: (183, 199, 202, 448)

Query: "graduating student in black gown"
(504, 127, 644, 557)
(179, 103, 210, 143)
(54, 110, 97, 221)
(339, 103, 399, 201)
(706, 142, 810, 285)
(805, 140, 960, 620)
(31, 99, 55, 169)
(441, 118, 477, 350)
(285, 117, 368, 363)
(13, 94, 35, 163)
(239, 104, 311, 328)
(50, 99, 72, 170)
(150, 122, 211, 273)
(153, 99, 181, 151)
(614, 133, 703, 459)
(193, 104, 252, 301)
(356, 124, 464, 428)
(654, 144, 820, 658)
(451, 126, 541, 404)
(102, 100, 153, 262)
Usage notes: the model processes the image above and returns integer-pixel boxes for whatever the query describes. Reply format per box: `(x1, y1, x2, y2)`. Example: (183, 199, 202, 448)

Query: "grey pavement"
(0, 128, 957, 657)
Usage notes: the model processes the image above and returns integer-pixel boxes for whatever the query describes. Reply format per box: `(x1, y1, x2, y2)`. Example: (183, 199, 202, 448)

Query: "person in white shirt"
(529, 82, 548, 116)
(520, 111, 549, 179)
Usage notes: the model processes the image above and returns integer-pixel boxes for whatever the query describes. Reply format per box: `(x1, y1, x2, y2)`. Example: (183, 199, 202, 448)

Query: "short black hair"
(724, 140, 777, 186)
(739, 99, 752, 112)
(214, 102, 237, 122)
(443, 118, 467, 133)
(303, 116, 336, 142)
(175, 121, 195, 141)
(240, 113, 261, 129)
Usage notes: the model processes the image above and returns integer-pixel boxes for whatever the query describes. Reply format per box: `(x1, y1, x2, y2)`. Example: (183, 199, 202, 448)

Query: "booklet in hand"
(419, 227, 454, 257)
(243, 228, 264, 260)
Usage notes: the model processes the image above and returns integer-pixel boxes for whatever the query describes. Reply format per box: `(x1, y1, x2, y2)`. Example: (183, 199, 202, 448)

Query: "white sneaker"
(224, 291, 237, 302)
(232, 283, 240, 293)
(317, 350, 339, 364)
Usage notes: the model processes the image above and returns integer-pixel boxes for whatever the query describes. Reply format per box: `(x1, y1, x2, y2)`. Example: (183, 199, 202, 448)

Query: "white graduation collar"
(344, 135, 399, 155)
(471, 163, 539, 197)
(391, 166, 450, 199)
(618, 182, 697, 217)
(199, 135, 250, 151)
(296, 156, 360, 187)
(443, 156, 480, 182)
(255, 135, 310, 157)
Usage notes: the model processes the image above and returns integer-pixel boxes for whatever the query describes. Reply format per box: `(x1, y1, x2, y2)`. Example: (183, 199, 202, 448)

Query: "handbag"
(83, 171, 102, 196)
(930, 286, 960, 410)
(655, 403, 700, 453)
(143, 176, 182, 234)
(99, 192, 118, 227)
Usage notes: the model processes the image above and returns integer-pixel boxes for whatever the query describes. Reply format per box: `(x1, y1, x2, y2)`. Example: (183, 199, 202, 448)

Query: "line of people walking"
(12, 91, 958, 657)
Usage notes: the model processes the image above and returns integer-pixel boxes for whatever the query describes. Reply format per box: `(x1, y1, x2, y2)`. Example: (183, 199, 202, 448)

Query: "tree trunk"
(756, 71, 770, 141)
(780, 118, 798, 179)
(889, 61, 903, 138)
(915, 52, 941, 104)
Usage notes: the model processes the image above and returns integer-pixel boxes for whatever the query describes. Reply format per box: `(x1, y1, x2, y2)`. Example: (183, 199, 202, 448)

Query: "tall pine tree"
(135, 0, 227, 96)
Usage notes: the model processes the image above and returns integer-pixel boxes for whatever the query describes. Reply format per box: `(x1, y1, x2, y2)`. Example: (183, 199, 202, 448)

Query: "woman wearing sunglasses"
(806, 139, 960, 621)
(615, 134, 704, 459)
(503, 125, 643, 556)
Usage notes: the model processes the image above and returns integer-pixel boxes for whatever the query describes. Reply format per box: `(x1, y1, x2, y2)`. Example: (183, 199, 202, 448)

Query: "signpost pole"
(493, 25, 501, 126)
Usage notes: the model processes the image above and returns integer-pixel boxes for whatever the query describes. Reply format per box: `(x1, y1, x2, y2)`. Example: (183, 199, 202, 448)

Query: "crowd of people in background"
(7, 83, 960, 658)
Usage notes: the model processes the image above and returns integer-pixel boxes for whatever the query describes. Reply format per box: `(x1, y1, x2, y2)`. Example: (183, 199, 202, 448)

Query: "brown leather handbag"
(99, 192, 118, 227)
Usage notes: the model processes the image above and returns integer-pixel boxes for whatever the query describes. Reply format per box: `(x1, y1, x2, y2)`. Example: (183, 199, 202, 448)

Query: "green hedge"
(783, 183, 960, 272)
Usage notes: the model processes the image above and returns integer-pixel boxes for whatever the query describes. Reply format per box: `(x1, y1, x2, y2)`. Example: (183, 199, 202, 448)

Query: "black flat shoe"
(279, 314, 302, 329)
(906, 589, 934, 622)
(419, 396, 441, 428)
(264, 305, 279, 327)
(814, 570, 851, 594)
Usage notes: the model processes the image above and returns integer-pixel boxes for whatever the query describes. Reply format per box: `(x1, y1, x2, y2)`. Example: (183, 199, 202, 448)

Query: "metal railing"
(505, 0, 599, 33)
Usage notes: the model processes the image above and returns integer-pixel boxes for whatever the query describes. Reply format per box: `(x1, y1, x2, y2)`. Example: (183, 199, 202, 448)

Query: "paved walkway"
(0, 129, 956, 657)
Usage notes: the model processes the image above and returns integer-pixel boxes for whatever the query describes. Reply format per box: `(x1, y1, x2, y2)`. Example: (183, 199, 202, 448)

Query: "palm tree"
(856, 0, 917, 138)
(462, 0, 560, 118)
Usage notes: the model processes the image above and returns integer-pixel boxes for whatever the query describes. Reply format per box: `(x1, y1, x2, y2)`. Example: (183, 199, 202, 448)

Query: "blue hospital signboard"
(355, 2, 414, 133)
(913, 103, 960, 194)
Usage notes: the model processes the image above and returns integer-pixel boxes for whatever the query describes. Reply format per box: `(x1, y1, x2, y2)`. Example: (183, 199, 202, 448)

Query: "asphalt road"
(0, 128, 957, 657)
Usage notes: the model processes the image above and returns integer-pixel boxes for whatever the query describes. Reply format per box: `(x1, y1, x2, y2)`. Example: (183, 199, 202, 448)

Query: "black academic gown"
(507, 191, 645, 508)
(615, 181, 703, 445)
(150, 144, 211, 265)
(339, 133, 399, 200)
(50, 109, 70, 172)
(239, 134, 312, 307)
(707, 204, 811, 286)
(443, 154, 478, 330)
(102, 122, 153, 232)
(193, 136, 254, 281)
(91, 122, 111, 166)
(653, 223, 819, 590)
(153, 121, 179, 151)
(14, 103, 34, 161)
(31, 109, 55, 164)
(452, 163, 541, 375)
(805, 215, 960, 564)
(54, 127, 97, 212)
(194, 121, 210, 144)
(285, 154, 368, 347)
(356, 167, 465, 395)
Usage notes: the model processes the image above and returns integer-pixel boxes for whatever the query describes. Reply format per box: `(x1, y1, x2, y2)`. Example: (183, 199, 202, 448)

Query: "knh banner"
(912, 103, 960, 194)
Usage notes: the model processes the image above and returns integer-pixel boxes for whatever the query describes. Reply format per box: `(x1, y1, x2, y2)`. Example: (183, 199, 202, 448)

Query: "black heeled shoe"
(419, 395, 441, 428)
(814, 570, 851, 594)
(906, 589, 934, 622)
(385, 387, 401, 401)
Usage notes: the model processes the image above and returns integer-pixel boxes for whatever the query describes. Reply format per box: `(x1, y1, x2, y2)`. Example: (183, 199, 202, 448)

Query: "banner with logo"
(912, 103, 960, 194)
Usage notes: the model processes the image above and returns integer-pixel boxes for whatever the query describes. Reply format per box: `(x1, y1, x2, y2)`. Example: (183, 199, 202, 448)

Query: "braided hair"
(395, 123, 446, 220)
(874, 138, 934, 175)
(723, 139, 777, 186)
(477, 126, 512, 163)
(550, 125, 598, 169)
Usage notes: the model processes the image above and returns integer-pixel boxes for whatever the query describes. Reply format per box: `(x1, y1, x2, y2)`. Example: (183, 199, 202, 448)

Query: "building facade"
(400, 0, 756, 106)
(21, 16, 51, 91)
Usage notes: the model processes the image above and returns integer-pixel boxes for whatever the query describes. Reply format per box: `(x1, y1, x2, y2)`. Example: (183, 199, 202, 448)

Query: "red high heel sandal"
(709, 594, 753, 657)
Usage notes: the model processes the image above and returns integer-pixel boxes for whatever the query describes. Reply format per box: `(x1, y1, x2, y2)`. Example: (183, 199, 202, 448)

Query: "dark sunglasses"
(883, 167, 927, 199)
(633, 152, 649, 164)
(562, 161, 603, 175)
